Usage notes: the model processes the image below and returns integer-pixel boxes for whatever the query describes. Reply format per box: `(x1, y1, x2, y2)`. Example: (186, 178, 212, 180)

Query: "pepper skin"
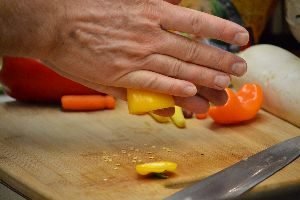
(136, 161, 177, 175)
(0, 57, 100, 103)
(127, 88, 175, 114)
(195, 112, 208, 120)
(149, 112, 170, 123)
(170, 106, 186, 128)
(209, 84, 263, 124)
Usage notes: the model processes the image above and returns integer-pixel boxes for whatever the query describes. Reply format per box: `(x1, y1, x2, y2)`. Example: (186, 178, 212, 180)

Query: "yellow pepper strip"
(149, 112, 170, 123)
(127, 89, 175, 114)
(170, 106, 186, 128)
(136, 161, 177, 176)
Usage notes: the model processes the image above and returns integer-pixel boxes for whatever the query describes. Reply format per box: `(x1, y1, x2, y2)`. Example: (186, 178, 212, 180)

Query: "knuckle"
(130, 28, 158, 46)
(190, 15, 204, 35)
(167, 81, 181, 95)
(138, 56, 152, 69)
(112, 59, 129, 71)
(216, 22, 227, 40)
(195, 68, 209, 85)
(169, 60, 183, 77)
(185, 42, 199, 62)
(168, 83, 177, 95)
(149, 31, 167, 51)
(198, 73, 207, 86)
(215, 53, 226, 71)
(143, 75, 160, 89)
(140, 0, 162, 20)
(145, 31, 163, 51)
(139, 54, 158, 70)
(146, 0, 161, 9)
(208, 49, 226, 71)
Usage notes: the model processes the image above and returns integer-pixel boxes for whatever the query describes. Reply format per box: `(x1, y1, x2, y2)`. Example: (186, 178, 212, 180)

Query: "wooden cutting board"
(1, 100, 300, 200)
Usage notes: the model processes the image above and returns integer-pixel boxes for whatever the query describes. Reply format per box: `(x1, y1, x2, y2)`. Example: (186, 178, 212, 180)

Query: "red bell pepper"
(209, 83, 263, 124)
(0, 57, 100, 103)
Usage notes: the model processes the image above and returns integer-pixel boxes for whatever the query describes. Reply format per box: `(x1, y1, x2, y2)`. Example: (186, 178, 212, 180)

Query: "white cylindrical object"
(232, 44, 300, 127)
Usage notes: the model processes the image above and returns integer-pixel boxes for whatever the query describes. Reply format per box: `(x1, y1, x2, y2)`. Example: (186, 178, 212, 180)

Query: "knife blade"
(165, 136, 300, 200)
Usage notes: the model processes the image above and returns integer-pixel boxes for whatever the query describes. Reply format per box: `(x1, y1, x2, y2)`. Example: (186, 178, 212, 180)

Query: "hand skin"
(0, 0, 249, 116)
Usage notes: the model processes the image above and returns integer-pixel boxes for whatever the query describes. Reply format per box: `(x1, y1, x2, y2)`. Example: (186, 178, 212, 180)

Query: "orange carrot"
(61, 95, 116, 111)
(195, 113, 208, 120)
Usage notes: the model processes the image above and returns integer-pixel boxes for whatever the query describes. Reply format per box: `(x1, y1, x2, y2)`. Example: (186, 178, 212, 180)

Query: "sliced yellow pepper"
(149, 112, 170, 123)
(127, 89, 175, 114)
(136, 161, 177, 176)
(170, 106, 186, 128)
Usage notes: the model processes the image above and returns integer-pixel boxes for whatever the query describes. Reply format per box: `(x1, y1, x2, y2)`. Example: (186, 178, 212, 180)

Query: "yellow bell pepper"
(170, 106, 186, 128)
(149, 112, 170, 123)
(127, 89, 175, 114)
(136, 161, 177, 175)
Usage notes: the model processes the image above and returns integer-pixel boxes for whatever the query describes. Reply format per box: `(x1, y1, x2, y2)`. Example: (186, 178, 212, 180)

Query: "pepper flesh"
(149, 112, 170, 123)
(209, 83, 263, 124)
(127, 89, 175, 114)
(170, 106, 186, 128)
(136, 161, 177, 176)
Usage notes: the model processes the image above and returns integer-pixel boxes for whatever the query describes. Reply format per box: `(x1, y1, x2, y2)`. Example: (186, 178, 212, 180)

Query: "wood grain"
(0, 100, 300, 200)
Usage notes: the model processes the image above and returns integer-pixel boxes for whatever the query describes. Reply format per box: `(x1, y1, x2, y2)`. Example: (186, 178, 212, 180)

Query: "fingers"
(154, 94, 212, 116)
(144, 54, 231, 90)
(155, 31, 247, 77)
(173, 88, 227, 114)
(154, 87, 227, 116)
(114, 70, 197, 97)
(159, 2, 249, 46)
(48, 61, 225, 116)
(197, 86, 228, 106)
(174, 95, 209, 114)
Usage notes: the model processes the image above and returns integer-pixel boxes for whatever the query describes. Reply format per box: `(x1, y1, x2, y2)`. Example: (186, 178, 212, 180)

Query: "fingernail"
(233, 32, 249, 45)
(232, 62, 247, 76)
(214, 75, 230, 89)
(184, 85, 197, 96)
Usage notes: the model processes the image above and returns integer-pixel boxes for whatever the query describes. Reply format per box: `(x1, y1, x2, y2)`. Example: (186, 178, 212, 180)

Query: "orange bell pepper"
(196, 112, 208, 120)
(209, 83, 263, 124)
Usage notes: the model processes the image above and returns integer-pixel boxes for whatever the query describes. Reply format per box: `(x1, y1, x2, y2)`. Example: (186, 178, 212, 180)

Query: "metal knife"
(165, 136, 300, 200)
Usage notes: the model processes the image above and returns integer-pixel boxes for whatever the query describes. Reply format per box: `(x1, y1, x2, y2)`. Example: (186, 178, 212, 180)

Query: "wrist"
(0, 0, 62, 59)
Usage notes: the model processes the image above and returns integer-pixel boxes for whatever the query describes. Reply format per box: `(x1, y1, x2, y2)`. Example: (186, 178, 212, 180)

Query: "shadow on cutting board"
(166, 177, 300, 200)
(237, 182, 300, 200)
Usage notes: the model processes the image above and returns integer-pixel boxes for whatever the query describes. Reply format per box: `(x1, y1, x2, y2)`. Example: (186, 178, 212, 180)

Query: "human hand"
(0, 0, 248, 115)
